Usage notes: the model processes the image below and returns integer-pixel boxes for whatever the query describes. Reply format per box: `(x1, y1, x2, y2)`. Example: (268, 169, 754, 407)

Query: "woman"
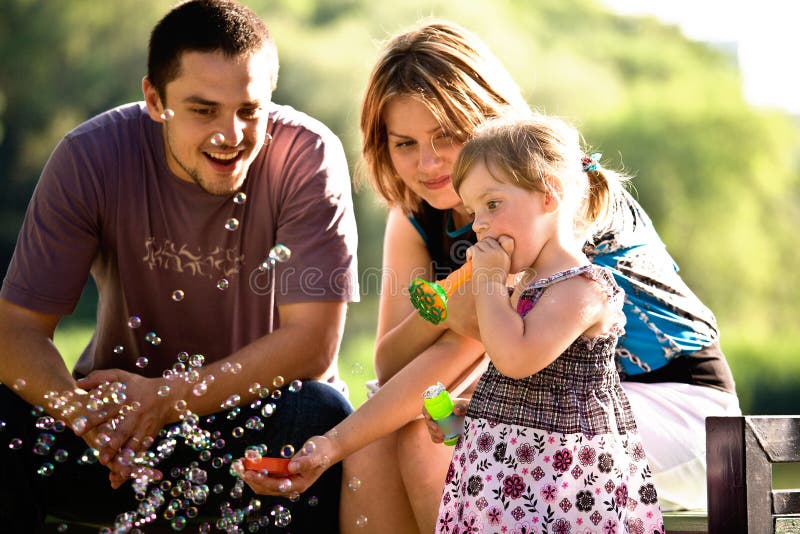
(240, 19, 740, 532)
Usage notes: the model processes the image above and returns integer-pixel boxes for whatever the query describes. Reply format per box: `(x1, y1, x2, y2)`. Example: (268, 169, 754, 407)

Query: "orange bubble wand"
(409, 260, 473, 325)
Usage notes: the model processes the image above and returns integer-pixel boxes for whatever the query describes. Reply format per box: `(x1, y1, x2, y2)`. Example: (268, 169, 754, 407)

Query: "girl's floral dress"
(436, 265, 664, 534)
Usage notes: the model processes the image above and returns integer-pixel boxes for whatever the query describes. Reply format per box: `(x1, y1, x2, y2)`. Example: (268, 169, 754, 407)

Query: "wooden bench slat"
(774, 490, 800, 515)
(774, 516, 800, 534)
(749, 417, 800, 463)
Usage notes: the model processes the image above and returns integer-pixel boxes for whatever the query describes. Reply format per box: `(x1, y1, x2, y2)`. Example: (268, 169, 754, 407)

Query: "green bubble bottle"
(423, 382, 464, 446)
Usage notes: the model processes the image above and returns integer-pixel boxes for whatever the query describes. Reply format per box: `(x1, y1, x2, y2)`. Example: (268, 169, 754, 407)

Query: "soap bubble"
(35, 416, 54, 430)
(128, 316, 142, 329)
(222, 394, 240, 409)
(189, 354, 204, 367)
(94, 433, 111, 448)
(347, 477, 362, 491)
(116, 448, 135, 466)
(71, 416, 88, 434)
(288, 380, 303, 393)
(280, 444, 295, 458)
(245, 417, 263, 431)
(216, 279, 229, 291)
(160, 109, 174, 121)
(233, 192, 247, 205)
(268, 244, 291, 263)
(210, 132, 225, 146)
(356, 515, 368, 528)
(113, 345, 124, 354)
(37, 463, 55, 477)
(272, 376, 284, 388)
(172, 290, 185, 302)
(145, 331, 157, 343)
(135, 357, 149, 369)
(224, 218, 239, 231)
(270, 505, 291, 527)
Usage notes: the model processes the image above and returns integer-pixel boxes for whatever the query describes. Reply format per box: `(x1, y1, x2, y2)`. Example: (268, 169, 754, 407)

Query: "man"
(0, 0, 358, 531)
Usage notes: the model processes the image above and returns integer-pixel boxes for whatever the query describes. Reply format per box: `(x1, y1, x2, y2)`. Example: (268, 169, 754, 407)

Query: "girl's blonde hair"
(358, 19, 531, 213)
(452, 115, 629, 238)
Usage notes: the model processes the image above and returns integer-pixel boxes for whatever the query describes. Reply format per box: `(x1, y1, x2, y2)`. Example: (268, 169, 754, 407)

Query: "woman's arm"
(373, 208, 450, 382)
(239, 330, 486, 495)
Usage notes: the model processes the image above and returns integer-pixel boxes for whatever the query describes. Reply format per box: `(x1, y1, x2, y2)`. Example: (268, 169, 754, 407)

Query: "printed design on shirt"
(143, 237, 244, 278)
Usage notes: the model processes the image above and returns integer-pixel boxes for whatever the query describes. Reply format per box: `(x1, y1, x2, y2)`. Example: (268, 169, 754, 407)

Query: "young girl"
(432, 116, 664, 533)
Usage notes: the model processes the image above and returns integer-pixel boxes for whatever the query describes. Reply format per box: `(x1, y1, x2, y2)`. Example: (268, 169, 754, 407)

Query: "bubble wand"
(409, 260, 473, 325)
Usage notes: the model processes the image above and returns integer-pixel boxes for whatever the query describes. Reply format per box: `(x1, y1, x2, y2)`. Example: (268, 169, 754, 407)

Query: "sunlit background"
(603, 0, 800, 113)
(1, 0, 797, 418)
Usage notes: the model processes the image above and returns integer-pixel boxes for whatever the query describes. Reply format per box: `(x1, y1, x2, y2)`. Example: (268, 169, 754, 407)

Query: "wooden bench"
(706, 415, 800, 534)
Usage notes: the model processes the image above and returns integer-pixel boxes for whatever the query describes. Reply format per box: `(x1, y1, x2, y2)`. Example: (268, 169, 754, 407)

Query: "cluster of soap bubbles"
(5, 318, 313, 531)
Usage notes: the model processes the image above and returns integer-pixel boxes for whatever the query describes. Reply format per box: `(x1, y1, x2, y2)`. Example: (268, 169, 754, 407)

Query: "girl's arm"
(476, 275, 607, 379)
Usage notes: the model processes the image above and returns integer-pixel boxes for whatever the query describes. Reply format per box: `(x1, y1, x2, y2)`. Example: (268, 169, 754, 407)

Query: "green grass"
(774, 463, 800, 490)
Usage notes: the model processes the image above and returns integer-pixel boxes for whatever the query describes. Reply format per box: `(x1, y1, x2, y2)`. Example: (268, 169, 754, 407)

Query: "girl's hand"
(422, 398, 469, 444)
(468, 236, 514, 283)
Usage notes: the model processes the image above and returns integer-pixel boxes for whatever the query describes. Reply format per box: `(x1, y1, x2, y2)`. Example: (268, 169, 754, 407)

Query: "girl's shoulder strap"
(520, 264, 622, 301)
(521, 264, 594, 291)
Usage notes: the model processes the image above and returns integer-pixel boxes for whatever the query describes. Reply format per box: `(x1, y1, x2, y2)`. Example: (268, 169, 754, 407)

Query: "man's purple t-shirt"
(1, 102, 359, 380)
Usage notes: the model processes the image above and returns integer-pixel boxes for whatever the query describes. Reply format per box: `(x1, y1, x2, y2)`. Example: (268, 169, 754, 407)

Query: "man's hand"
(77, 369, 175, 488)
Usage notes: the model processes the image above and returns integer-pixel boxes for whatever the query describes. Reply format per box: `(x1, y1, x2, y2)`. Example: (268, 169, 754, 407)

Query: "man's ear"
(142, 76, 165, 122)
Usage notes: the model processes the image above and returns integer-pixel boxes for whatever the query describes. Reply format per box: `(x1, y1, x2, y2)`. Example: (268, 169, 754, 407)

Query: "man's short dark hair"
(148, 0, 278, 100)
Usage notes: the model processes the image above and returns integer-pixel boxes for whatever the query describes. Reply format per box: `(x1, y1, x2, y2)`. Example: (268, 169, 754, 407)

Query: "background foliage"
(1, 0, 798, 413)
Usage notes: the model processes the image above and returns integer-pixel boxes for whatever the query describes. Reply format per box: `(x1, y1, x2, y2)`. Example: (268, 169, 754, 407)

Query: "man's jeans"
(0, 380, 352, 532)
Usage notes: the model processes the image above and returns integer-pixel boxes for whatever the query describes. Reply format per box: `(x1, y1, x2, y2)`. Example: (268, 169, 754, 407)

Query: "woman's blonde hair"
(358, 19, 531, 213)
(452, 115, 629, 238)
